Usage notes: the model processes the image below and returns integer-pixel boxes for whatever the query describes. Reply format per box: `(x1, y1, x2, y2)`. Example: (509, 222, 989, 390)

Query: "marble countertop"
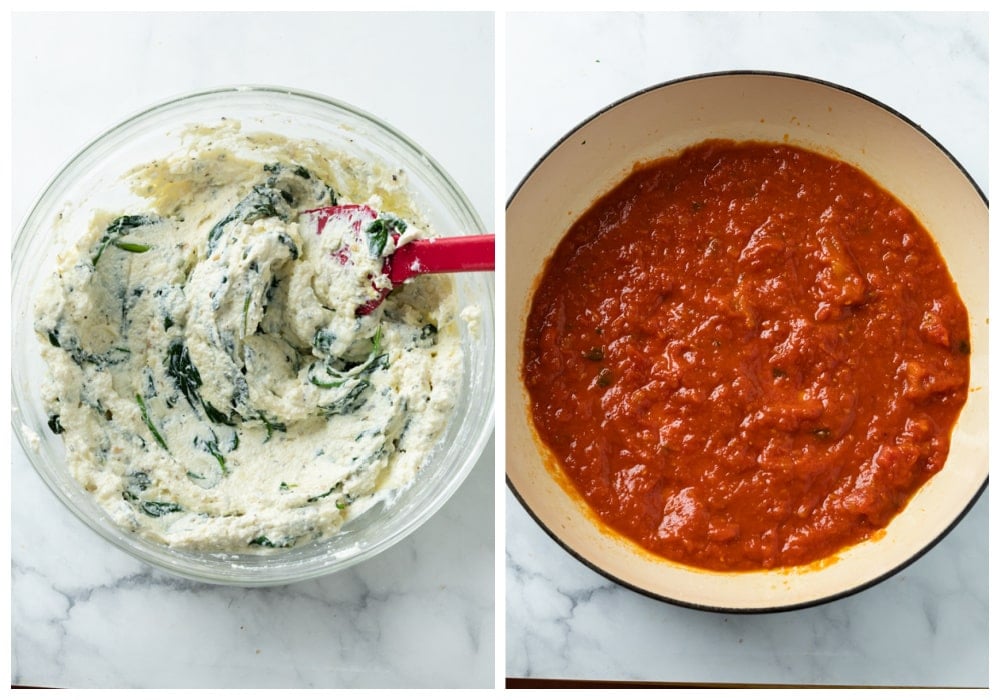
(8, 9, 991, 691)
(11, 12, 495, 689)
(505, 12, 988, 688)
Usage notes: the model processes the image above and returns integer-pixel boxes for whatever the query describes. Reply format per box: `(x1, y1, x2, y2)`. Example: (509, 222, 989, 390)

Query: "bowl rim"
(505, 69, 988, 613)
(12, 83, 495, 586)
(507, 69, 988, 207)
(15, 83, 480, 240)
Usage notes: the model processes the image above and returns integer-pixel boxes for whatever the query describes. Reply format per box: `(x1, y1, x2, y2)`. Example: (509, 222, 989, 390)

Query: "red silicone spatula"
(386, 232, 495, 284)
(303, 204, 494, 315)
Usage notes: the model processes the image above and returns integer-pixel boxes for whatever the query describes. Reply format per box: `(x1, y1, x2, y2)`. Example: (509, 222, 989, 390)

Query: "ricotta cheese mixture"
(35, 122, 465, 552)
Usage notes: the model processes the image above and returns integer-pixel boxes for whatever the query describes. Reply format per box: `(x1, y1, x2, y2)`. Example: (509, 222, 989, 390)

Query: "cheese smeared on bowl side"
(34, 124, 465, 552)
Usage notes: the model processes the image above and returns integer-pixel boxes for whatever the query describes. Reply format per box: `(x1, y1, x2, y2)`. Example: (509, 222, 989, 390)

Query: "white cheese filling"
(34, 123, 465, 552)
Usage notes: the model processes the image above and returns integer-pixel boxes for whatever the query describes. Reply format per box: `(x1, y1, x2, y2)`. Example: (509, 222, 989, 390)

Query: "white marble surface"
(505, 12, 988, 687)
(11, 12, 495, 689)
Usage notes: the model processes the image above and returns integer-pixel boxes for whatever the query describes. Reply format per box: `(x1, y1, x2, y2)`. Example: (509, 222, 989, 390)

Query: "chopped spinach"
(309, 327, 386, 408)
(265, 275, 282, 305)
(241, 290, 253, 337)
(44, 324, 130, 368)
(205, 400, 236, 426)
(92, 214, 159, 265)
(123, 473, 179, 517)
(308, 369, 342, 389)
(319, 379, 372, 416)
(113, 242, 152, 254)
(306, 481, 344, 503)
(207, 184, 285, 251)
(312, 326, 385, 376)
(47, 414, 64, 434)
(136, 394, 168, 452)
(194, 433, 228, 475)
(263, 163, 337, 205)
(364, 215, 407, 257)
(276, 232, 299, 260)
(165, 339, 235, 425)
(249, 534, 294, 548)
(124, 471, 152, 497)
(256, 412, 287, 442)
(313, 328, 337, 355)
(264, 162, 310, 181)
(165, 339, 202, 410)
(336, 494, 355, 511)
(207, 163, 336, 253)
(140, 501, 183, 517)
(143, 367, 157, 399)
(366, 220, 390, 257)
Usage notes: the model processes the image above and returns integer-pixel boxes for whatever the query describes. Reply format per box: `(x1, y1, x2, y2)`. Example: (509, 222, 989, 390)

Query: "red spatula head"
(302, 205, 494, 315)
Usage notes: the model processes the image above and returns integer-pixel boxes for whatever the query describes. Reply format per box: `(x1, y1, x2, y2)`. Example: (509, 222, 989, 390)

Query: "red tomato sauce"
(522, 140, 970, 571)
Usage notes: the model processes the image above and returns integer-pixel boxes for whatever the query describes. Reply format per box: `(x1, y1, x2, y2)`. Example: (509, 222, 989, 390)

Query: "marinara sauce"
(523, 140, 970, 571)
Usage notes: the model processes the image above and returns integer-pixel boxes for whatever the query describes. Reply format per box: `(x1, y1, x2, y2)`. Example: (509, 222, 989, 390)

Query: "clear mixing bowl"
(12, 85, 495, 586)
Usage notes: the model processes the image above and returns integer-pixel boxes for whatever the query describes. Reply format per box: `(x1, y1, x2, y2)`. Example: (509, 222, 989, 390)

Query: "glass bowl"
(12, 85, 495, 586)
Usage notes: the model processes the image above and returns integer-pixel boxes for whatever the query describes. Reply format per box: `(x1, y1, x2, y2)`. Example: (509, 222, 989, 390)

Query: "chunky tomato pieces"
(523, 140, 970, 571)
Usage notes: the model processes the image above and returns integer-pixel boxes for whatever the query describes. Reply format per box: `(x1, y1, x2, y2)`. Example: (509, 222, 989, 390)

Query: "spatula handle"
(389, 234, 495, 285)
